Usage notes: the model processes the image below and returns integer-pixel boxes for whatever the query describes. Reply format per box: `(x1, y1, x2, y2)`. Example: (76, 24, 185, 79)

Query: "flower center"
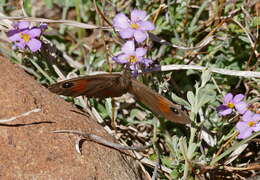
(247, 121, 255, 127)
(131, 23, 139, 30)
(128, 55, 137, 63)
(227, 102, 234, 108)
(19, 32, 31, 42)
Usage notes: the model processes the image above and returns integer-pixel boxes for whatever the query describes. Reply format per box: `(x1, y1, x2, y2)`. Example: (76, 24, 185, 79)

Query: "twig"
(145, 64, 260, 78)
(133, 151, 172, 174)
(215, 131, 239, 157)
(52, 130, 150, 151)
(149, 32, 213, 50)
(231, 18, 259, 57)
(210, 130, 260, 166)
(0, 108, 41, 123)
(151, 160, 160, 180)
(224, 164, 260, 171)
(53, 130, 172, 174)
(0, 16, 111, 30)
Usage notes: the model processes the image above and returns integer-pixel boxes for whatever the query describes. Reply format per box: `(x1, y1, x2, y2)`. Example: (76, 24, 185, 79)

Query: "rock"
(0, 56, 148, 179)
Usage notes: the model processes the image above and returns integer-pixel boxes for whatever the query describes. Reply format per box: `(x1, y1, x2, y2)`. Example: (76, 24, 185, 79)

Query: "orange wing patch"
(70, 80, 89, 93)
(157, 97, 170, 113)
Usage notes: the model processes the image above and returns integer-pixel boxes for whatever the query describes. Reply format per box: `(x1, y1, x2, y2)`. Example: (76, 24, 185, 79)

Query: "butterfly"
(48, 72, 191, 124)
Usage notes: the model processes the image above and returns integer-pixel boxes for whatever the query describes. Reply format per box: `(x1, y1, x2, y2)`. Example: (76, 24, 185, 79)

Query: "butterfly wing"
(48, 74, 128, 98)
(49, 72, 190, 124)
(128, 79, 191, 124)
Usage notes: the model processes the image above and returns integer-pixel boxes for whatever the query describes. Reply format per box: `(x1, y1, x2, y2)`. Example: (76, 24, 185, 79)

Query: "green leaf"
(105, 98, 114, 120)
(161, 157, 174, 168)
(23, 0, 32, 16)
(96, 103, 108, 119)
(187, 91, 195, 107)
(201, 69, 211, 87)
(196, 86, 216, 109)
(130, 109, 140, 120)
(187, 142, 197, 159)
(0, 0, 7, 5)
(252, 16, 260, 26)
(238, 35, 250, 44)
(171, 93, 190, 108)
(44, 0, 53, 8)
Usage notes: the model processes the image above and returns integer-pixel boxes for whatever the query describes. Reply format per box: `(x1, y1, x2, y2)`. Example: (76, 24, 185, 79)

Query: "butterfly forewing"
(49, 74, 128, 98)
(128, 79, 190, 124)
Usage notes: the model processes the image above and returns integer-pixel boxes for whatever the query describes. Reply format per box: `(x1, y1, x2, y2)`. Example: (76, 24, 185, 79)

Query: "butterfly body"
(49, 73, 190, 124)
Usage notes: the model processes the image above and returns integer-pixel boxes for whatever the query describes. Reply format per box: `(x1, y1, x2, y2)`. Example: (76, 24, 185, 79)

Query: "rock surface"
(0, 56, 147, 179)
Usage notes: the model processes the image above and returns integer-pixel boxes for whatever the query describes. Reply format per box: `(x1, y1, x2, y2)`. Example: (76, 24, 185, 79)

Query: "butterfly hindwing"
(128, 79, 190, 124)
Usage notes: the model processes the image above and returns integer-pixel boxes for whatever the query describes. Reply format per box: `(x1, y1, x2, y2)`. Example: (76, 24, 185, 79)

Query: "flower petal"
(131, 9, 147, 22)
(28, 28, 41, 38)
(219, 108, 232, 116)
(252, 122, 260, 132)
(7, 29, 22, 37)
(122, 41, 135, 54)
(139, 21, 155, 31)
(237, 128, 253, 139)
(135, 47, 147, 57)
(217, 104, 227, 111)
(236, 121, 248, 132)
(27, 38, 42, 52)
(233, 94, 245, 104)
(252, 113, 260, 122)
(118, 28, 134, 39)
(39, 23, 48, 30)
(113, 54, 128, 64)
(129, 63, 137, 70)
(140, 58, 153, 67)
(14, 42, 26, 49)
(242, 110, 254, 122)
(236, 121, 253, 139)
(18, 21, 30, 29)
(8, 33, 21, 42)
(224, 93, 233, 104)
(113, 13, 130, 29)
(131, 70, 138, 78)
(217, 105, 232, 116)
(235, 101, 248, 114)
(134, 30, 147, 43)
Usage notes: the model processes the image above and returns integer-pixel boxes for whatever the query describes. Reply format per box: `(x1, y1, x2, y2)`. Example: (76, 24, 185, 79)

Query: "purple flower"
(7, 21, 46, 52)
(112, 40, 152, 73)
(236, 111, 260, 139)
(217, 93, 247, 116)
(113, 9, 155, 43)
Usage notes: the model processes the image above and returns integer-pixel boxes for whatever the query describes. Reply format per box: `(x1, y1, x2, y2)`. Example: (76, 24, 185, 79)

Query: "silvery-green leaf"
(187, 91, 195, 106)
(171, 93, 190, 108)
(196, 86, 216, 109)
(105, 98, 113, 119)
(201, 69, 211, 87)
(201, 128, 216, 147)
(187, 142, 197, 159)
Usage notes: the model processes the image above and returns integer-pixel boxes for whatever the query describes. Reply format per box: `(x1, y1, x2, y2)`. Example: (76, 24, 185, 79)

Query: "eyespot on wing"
(62, 82, 74, 88)
(48, 74, 128, 98)
(128, 79, 191, 124)
(156, 96, 191, 124)
(48, 79, 90, 97)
